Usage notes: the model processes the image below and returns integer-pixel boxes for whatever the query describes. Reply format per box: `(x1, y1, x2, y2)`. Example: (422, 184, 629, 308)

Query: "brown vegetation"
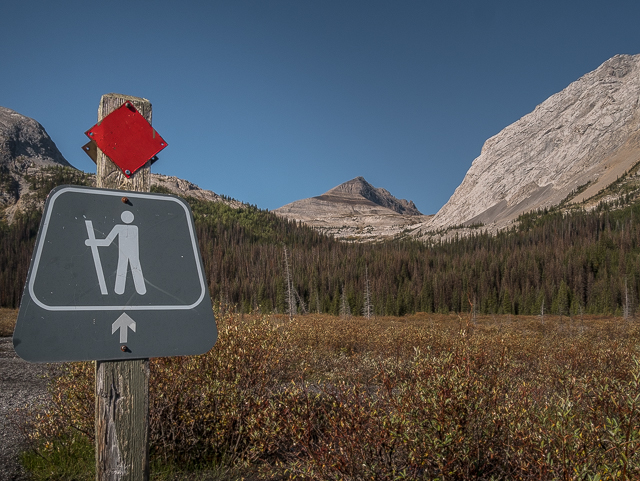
(21, 310, 640, 479)
(0, 308, 17, 337)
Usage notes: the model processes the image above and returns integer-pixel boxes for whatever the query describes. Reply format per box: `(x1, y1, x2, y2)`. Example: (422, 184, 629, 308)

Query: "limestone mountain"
(274, 177, 431, 241)
(322, 176, 422, 215)
(428, 54, 640, 231)
(0, 106, 74, 217)
(0, 106, 71, 170)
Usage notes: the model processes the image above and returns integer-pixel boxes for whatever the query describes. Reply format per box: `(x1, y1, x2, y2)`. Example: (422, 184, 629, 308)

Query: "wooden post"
(94, 94, 151, 481)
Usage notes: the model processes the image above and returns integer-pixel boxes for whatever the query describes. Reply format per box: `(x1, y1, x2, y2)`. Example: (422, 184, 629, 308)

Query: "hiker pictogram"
(85, 210, 147, 295)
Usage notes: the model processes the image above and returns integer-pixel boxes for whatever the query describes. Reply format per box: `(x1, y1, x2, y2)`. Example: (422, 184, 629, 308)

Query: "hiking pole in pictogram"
(85, 220, 108, 295)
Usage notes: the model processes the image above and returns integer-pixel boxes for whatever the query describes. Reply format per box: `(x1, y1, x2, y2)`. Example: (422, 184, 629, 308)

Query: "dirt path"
(0, 337, 48, 480)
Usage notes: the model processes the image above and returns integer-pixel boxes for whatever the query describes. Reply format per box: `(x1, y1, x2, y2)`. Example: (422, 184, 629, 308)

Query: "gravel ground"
(0, 337, 49, 481)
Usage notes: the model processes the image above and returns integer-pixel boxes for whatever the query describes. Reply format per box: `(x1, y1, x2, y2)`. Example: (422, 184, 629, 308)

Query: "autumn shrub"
(20, 312, 640, 480)
(147, 310, 295, 466)
(0, 307, 17, 336)
(273, 317, 640, 480)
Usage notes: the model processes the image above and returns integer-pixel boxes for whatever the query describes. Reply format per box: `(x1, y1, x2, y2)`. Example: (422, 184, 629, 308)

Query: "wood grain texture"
(95, 360, 150, 481)
(95, 93, 151, 481)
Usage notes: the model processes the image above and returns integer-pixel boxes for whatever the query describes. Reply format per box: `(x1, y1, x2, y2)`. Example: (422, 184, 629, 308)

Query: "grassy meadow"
(9, 308, 640, 480)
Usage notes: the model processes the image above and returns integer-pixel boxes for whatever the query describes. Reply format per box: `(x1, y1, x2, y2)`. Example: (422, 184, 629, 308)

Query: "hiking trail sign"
(13, 185, 217, 362)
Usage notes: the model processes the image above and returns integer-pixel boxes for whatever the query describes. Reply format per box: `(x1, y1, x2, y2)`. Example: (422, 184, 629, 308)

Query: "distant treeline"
(2, 168, 640, 317)
(191, 197, 640, 317)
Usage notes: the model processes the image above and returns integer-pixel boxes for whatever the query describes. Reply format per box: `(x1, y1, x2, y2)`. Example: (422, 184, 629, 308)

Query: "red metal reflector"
(85, 101, 167, 177)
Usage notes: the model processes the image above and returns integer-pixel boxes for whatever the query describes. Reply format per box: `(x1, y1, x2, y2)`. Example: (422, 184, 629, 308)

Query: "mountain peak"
(324, 177, 422, 215)
(0, 106, 71, 168)
(274, 177, 429, 241)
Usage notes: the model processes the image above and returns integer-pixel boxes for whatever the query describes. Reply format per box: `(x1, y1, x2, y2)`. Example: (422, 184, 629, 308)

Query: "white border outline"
(28, 186, 207, 311)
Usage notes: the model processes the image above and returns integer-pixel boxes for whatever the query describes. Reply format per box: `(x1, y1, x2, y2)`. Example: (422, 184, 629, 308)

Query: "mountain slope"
(0, 106, 71, 169)
(429, 54, 640, 230)
(274, 177, 431, 241)
(0, 106, 75, 219)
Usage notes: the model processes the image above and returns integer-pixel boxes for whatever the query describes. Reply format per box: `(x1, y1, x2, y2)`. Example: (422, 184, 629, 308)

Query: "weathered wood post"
(94, 93, 151, 481)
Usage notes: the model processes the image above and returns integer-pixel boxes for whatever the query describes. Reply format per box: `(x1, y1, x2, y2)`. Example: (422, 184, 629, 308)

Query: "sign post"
(95, 94, 153, 481)
(13, 93, 217, 481)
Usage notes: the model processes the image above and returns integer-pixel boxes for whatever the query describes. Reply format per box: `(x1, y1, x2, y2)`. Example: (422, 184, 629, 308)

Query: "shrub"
(19, 313, 640, 479)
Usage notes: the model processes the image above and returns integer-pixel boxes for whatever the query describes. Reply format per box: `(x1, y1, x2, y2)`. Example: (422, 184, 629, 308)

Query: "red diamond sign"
(85, 101, 167, 178)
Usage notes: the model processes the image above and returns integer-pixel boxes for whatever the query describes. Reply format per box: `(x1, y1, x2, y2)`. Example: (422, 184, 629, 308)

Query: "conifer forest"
(2, 171, 640, 318)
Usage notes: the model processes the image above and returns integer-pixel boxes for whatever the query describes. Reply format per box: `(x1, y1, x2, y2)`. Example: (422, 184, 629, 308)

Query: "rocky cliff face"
(0, 107, 70, 169)
(274, 177, 430, 241)
(429, 54, 640, 230)
(0, 107, 73, 217)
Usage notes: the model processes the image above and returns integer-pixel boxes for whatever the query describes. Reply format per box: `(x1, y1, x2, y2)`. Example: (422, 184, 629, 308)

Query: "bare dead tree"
(313, 289, 321, 314)
(219, 284, 230, 314)
(362, 266, 373, 320)
(467, 293, 477, 327)
(624, 278, 633, 322)
(340, 285, 351, 319)
(283, 246, 296, 319)
(294, 288, 308, 315)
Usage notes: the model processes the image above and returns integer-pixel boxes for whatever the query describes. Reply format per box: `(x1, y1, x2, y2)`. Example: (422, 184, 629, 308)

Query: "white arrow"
(112, 313, 136, 343)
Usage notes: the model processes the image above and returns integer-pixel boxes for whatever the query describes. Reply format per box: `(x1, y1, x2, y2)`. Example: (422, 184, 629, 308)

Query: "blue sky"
(3, 1, 640, 214)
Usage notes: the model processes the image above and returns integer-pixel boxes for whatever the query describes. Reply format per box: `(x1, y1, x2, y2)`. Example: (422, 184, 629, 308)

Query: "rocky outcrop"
(0, 107, 73, 218)
(0, 107, 70, 170)
(151, 174, 244, 208)
(429, 54, 640, 230)
(274, 177, 431, 241)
